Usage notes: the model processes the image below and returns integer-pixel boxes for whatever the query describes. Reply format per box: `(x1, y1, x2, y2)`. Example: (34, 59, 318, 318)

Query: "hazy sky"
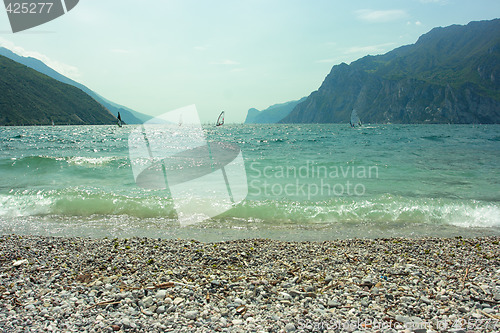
(1, 0, 499, 122)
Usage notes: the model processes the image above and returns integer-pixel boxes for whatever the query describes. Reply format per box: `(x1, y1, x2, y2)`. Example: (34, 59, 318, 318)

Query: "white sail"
(350, 109, 361, 127)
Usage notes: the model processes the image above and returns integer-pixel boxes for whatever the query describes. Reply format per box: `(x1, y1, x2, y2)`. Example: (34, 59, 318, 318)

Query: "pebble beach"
(0, 235, 499, 332)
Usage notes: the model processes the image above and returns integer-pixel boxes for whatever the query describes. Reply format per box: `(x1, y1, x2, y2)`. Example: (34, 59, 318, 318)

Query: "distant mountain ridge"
(0, 55, 117, 125)
(0, 47, 152, 125)
(245, 97, 306, 123)
(281, 19, 500, 124)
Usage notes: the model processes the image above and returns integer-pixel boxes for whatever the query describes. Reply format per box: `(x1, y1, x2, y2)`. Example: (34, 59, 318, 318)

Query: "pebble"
(279, 292, 292, 301)
(421, 296, 432, 304)
(288, 289, 302, 298)
(0, 235, 498, 332)
(395, 315, 411, 323)
(155, 290, 167, 300)
(142, 296, 154, 308)
(327, 300, 340, 308)
(24, 304, 35, 311)
(12, 259, 28, 267)
(121, 318, 131, 328)
(173, 297, 184, 305)
(185, 310, 198, 320)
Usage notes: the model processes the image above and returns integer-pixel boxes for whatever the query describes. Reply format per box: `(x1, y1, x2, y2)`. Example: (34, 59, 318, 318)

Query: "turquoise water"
(0, 124, 499, 241)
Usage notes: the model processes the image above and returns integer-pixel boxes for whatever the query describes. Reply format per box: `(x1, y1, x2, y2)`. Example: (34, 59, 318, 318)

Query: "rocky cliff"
(281, 19, 500, 124)
(245, 97, 306, 123)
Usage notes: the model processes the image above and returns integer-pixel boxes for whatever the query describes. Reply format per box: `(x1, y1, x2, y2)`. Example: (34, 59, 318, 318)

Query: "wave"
(421, 135, 450, 142)
(257, 138, 287, 144)
(489, 136, 500, 142)
(2, 190, 498, 230)
(7, 155, 128, 168)
(0, 189, 176, 219)
(65, 156, 124, 166)
(225, 195, 500, 229)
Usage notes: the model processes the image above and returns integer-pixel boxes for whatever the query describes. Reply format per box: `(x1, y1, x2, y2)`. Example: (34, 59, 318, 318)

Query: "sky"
(1, 0, 499, 123)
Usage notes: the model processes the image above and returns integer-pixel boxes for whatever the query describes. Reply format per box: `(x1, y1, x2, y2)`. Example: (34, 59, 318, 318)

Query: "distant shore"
(0, 235, 499, 332)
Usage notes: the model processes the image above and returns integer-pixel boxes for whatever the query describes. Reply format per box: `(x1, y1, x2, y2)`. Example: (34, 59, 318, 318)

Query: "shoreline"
(0, 235, 499, 332)
(2, 218, 499, 243)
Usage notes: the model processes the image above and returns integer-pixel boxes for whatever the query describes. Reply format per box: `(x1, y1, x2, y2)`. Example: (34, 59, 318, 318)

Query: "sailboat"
(216, 111, 225, 127)
(350, 109, 362, 128)
(117, 112, 123, 127)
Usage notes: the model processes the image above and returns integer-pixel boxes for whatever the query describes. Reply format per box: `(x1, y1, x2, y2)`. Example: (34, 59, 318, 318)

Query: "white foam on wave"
(0, 193, 53, 217)
(9, 155, 120, 167)
(444, 203, 500, 228)
(261, 196, 500, 229)
(65, 156, 118, 166)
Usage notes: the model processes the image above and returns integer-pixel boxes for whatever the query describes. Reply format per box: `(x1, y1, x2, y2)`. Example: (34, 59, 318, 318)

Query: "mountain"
(281, 19, 500, 124)
(0, 47, 152, 124)
(0, 55, 117, 125)
(244, 97, 306, 123)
